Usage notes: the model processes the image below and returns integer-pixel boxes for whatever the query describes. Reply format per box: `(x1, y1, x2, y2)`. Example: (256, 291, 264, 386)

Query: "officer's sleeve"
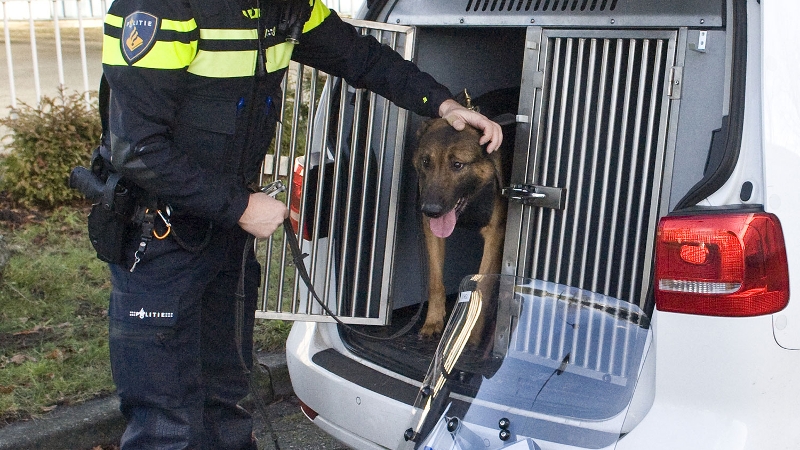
(291, 7, 452, 118)
(101, 8, 249, 228)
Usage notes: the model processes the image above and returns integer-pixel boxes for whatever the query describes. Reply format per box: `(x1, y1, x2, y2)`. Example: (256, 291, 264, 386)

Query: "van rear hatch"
(258, 0, 736, 381)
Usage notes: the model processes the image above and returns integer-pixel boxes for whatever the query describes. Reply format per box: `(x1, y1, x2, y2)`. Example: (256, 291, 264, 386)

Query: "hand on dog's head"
(415, 118, 486, 153)
(414, 119, 488, 178)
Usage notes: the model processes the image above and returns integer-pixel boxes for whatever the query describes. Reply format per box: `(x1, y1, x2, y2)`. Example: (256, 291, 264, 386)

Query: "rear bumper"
(311, 414, 388, 450)
(286, 310, 800, 450)
(286, 321, 418, 450)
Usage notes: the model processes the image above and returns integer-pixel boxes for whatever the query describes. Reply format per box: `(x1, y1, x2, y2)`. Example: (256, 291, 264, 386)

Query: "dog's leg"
(420, 216, 447, 338)
(469, 201, 507, 346)
(478, 202, 506, 275)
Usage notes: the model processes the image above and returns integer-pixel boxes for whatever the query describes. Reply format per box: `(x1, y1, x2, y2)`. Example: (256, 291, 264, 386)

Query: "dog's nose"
(420, 202, 445, 218)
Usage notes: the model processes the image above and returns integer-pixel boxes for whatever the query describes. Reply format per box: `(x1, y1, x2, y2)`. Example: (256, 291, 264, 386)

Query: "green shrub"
(0, 89, 100, 209)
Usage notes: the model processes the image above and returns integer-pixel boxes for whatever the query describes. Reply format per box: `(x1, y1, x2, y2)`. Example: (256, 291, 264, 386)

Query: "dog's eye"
(421, 156, 430, 168)
(452, 161, 465, 171)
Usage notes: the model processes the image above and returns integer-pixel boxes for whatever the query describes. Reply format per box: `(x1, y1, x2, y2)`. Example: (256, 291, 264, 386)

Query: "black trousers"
(108, 224, 260, 450)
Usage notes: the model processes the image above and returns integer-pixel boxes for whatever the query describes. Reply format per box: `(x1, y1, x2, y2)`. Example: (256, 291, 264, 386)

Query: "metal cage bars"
(520, 29, 677, 309)
(255, 20, 415, 324)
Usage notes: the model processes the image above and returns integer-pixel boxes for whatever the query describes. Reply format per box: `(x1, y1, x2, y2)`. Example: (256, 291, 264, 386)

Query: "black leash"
(235, 212, 425, 449)
(281, 217, 425, 341)
(236, 234, 282, 450)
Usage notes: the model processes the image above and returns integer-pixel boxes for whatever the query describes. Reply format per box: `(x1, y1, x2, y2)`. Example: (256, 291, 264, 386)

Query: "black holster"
(70, 145, 139, 264)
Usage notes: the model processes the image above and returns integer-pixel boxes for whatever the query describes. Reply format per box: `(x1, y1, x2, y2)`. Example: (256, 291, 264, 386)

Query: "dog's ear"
(479, 141, 505, 187)
(416, 118, 437, 139)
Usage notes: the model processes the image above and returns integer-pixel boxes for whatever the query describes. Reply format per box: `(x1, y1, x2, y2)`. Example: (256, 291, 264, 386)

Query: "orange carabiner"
(152, 209, 172, 240)
(153, 225, 171, 240)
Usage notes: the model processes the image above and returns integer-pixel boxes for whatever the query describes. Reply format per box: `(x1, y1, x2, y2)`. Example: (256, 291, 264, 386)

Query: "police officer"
(101, 0, 502, 448)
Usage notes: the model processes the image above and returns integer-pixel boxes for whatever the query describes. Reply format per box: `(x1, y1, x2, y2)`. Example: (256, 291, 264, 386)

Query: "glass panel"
(408, 274, 652, 450)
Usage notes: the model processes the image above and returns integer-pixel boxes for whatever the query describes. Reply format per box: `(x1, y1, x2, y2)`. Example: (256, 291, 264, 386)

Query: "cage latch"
(502, 184, 567, 210)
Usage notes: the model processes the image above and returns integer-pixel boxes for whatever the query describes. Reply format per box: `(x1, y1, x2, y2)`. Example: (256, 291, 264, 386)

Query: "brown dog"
(413, 110, 512, 339)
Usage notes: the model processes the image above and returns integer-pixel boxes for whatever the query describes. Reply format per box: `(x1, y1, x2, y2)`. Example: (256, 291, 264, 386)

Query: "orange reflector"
(288, 157, 307, 239)
(298, 399, 318, 421)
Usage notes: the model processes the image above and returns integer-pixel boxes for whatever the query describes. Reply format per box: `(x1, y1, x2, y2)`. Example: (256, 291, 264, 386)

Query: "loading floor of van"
(340, 296, 461, 382)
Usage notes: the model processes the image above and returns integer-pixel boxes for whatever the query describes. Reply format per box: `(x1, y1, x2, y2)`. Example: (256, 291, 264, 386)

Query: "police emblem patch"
(121, 11, 159, 65)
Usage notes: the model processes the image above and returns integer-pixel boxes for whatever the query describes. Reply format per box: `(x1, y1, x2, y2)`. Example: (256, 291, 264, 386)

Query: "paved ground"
(253, 395, 352, 450)
(0, 353, 353, 450)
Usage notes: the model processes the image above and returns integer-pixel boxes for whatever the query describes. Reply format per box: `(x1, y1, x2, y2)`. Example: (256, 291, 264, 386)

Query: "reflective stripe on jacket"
(102, 0, 452, 228)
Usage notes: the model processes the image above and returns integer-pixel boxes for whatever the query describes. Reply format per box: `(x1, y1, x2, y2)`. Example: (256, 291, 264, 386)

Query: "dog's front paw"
(418, 319, 444, 339)
(420, 293, 446, 339)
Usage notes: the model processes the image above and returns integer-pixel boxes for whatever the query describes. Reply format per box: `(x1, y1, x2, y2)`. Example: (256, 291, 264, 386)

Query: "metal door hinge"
(502, 184, 567, 210)
(529, 71, 545, 89)
(668, 66, 683, 99)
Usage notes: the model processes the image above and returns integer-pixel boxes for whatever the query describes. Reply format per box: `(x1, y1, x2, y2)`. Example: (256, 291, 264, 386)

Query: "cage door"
(254, 19, 416, 324)
(504, 27, 680, 310)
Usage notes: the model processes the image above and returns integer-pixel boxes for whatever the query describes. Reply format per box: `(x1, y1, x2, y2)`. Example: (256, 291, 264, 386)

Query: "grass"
(0, 58, 321, 427)
(0, 206, 112, 425)
(0, 202, 293, 427)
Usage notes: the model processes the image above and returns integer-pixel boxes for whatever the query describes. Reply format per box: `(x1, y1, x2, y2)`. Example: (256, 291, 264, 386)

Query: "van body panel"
(617, 310, 800, 449)
(762, 0, 800, 349)
(702, 1, 763, 211)
(668, 28, 729, 210)
(385, 0, 723, 28)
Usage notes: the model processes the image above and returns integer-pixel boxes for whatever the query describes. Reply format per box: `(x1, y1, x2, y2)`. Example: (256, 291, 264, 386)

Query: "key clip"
(259, 180, 286, 197)
(153, 205, 172, 240)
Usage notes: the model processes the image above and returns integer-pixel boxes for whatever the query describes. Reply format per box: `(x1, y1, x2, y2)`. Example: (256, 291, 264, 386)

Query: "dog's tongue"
(429, 209, 457, 238)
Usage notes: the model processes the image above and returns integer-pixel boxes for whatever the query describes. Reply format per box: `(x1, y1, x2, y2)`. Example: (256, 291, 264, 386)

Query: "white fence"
(1, 0, 364, 113)
(0, 0, 362, 20)
(2, 2, 102, 113)
(1, 0, 106, 21)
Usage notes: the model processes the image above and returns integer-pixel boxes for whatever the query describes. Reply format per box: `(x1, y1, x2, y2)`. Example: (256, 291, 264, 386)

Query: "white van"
(255, 1, 800, 448)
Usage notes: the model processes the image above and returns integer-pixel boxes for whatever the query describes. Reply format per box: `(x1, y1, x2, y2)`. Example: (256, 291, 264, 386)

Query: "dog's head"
(413, 118, 502, 239)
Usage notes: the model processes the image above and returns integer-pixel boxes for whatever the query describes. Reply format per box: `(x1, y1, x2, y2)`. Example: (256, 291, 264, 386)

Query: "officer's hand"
(238, 192, 289, 239)
(439, 99, 504, 153)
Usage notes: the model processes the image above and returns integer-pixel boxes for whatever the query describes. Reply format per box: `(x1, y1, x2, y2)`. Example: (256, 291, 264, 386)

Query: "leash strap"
(282, 218, 423, 341)
(234, 234, 282, 450)
(232, 217, 424, 448)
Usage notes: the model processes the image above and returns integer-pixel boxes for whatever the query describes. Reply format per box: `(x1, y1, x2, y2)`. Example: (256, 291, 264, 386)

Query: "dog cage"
(256, 18, 686, 324)
(254, 19, 416, 324)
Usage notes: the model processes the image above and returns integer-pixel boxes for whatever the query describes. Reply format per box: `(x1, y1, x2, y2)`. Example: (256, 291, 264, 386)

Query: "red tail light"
(288, 157, 311, 240)
(655, 212, 789, 317)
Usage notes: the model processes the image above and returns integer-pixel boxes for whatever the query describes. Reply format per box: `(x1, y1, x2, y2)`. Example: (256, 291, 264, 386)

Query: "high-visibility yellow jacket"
(102, 0, 452, 228)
